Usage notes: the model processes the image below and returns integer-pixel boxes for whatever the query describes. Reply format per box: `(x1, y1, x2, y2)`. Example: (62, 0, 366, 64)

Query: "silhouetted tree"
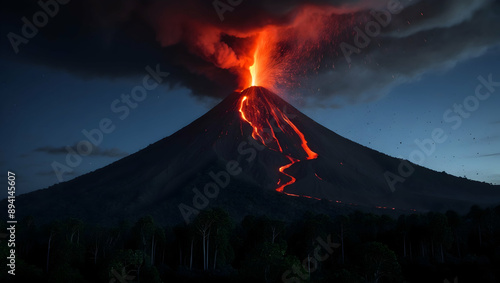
(427, 212, 452, 262)
(446, 210, 462, 258)
(467, 205, 485, 247)
(359, 242, 401, 283)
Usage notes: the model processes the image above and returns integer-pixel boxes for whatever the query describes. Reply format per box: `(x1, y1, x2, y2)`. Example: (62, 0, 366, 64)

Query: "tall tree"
(45, 220, 62, 273)
(445, 210, 462, 258)
(467, 205, 485, 247)
(427, 212, 453, 262)
(131, 216, 156, 266)
(210, 208, 233, 269)
(336, 215, 350, 264)
(194, 209, 215, 270)
(359, 242, 401, 283)
(64, 218, 84, 245)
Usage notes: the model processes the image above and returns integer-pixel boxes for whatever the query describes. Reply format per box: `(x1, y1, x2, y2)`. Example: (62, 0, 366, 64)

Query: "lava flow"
(237, 31, 321, 196)
(238, 86, 319, 196)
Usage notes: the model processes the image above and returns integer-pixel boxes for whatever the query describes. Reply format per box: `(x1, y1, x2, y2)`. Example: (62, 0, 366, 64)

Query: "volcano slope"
(7, 87, 500, 225)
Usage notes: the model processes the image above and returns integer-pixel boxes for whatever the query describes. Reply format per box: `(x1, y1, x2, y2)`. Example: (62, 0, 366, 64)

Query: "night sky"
(1, 0, 499, 195)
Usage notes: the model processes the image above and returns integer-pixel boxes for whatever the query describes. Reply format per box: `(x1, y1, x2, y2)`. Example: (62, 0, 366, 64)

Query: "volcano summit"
(9, 87, 500, 225)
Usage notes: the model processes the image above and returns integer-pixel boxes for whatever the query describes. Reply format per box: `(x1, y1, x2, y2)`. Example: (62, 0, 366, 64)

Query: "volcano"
(9, 87, 500, 225)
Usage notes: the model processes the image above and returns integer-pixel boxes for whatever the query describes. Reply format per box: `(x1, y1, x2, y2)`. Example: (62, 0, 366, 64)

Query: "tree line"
(1, 204, 499, 282)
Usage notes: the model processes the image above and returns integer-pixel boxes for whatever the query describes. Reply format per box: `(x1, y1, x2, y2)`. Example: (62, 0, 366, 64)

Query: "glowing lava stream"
(248, 33, 262, 87)
(249, 53, 258, 87)
(239, 32, 320, 196)
(239, 92, 319, 196)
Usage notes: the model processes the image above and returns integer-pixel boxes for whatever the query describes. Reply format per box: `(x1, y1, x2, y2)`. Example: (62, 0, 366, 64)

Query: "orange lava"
(238, 30, 323, 197)
(246, 30, 276, 90)
(280, 113, 318, 160)
(249, 51, 258, 87)
(239, 96, 265, 144)
(276, 156, 297, 193)
(238, 87, 319, 196)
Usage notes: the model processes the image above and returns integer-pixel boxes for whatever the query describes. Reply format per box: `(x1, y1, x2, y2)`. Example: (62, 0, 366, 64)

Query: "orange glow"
(247, 34, 262, 87)
(276, 156, 297, 193)
(245, 30, 275, 89)
(152, 3, 362, 94)
(279, 112, 318, 160)
(239, 96, 248, 119)
(249, 52, 257, 86)
(238, 87, 319, 197)
(234, 5, 357, 92)
(239, 96, 265, 144)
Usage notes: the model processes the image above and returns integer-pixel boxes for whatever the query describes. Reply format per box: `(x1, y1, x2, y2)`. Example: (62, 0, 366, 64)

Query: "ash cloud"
(305, 0, 500, 106)
(1, 0, 499, 103)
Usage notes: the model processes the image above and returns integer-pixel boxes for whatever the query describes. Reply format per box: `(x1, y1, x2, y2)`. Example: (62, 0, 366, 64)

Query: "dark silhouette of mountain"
(7, 87, 500, 225)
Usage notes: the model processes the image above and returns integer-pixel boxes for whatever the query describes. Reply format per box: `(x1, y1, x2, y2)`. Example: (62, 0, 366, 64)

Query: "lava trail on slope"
(238, 86, 319, 197)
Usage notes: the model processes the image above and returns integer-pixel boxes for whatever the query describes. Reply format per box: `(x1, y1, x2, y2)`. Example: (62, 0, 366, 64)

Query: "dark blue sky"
(1, 0, 499, 195)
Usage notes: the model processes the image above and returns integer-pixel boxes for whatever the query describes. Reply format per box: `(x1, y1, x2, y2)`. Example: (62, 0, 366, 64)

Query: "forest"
(1, 204, 499, 282)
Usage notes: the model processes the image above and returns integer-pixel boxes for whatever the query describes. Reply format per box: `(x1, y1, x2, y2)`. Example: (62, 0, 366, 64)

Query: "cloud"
(475, 152, 500, 158)
(1, 0, 499, 103)
(476, 135, 500, 144)
(34, 145, 129, 158)
(388, 0, 492, 37)
(302, 0, 500, 105)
